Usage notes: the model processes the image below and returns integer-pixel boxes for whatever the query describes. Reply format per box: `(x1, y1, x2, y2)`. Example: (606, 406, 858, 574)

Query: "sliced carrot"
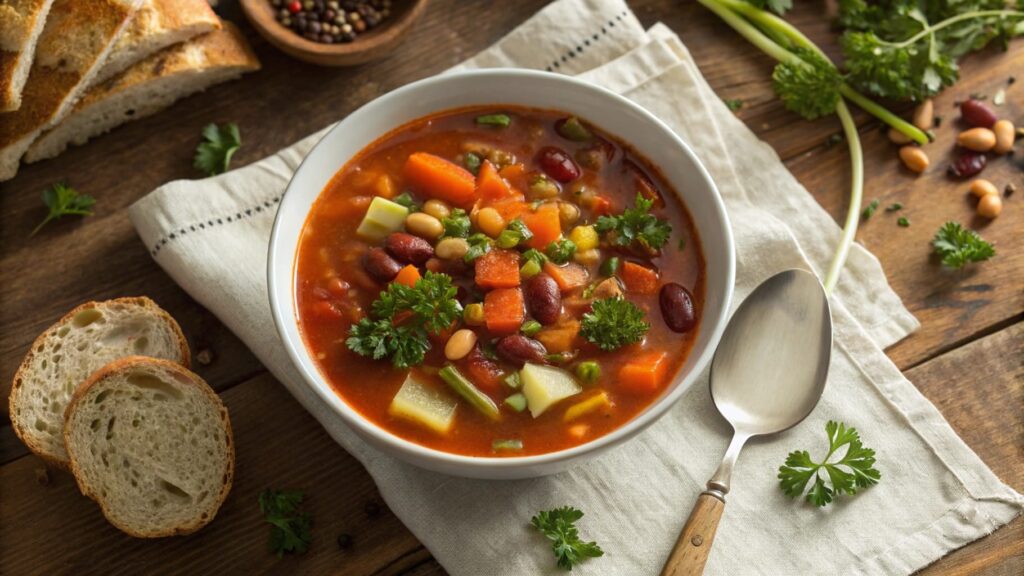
(498, 162, 525, 181)
(403, 152, 476, 207)
(484, 287, 524, 334)
(535, 319, 580, 353)
(475, 249, 521, 289)
(620, 261, 659, 295)
(543, 261, 590, 293)
(491, 200, 530, 222)
(520, 203, 561, 249)
(476, 160, 515, 202)
(618, 351, 668, 394)
(394, 264, 421, 288)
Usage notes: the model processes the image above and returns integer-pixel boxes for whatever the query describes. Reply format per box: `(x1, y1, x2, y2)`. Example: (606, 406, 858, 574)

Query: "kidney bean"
(496, 335, 547, 366)
(660, 283, 696, 333)
(363, 247, 402, 283)
(524, 273, 561, 325)
(947, 151, 987, 178)
(385, 232, 434, 264)
(537, 146, 580, 182)
(960, 99, 997, 128)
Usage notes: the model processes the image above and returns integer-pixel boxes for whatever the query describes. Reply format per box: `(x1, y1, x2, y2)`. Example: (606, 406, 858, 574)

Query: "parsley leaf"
(346, 272, 462, 368)
(772, 48, 843, 119)
(861, 199, 880, 220)
(595, 193, 672, 253)
(546, 238, 577, 264)
(194, 122, 241, 176)
(31, 182, 95, 236)
(723, 97, 744, 111)
(531, 506, 604, 571)
(258, 489, 312, 557)
(778, 420, 881, 507)
(932, 221, 995, 268)
(580, 296, 649, 351)
(464, 233, 492, 263)
(441, 208, 471, 238)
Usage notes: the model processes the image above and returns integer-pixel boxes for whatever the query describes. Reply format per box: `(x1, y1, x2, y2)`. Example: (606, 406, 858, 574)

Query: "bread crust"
(63, 356, 234, 538)
(0, 0, 57, 111)
(8, 296, 190, 468)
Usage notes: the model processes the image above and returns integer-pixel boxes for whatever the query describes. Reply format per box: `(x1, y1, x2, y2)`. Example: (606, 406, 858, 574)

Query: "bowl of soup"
(269, 69, 734, 479)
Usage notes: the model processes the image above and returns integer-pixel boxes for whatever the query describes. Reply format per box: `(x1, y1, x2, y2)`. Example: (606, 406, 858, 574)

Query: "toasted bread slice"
(0, 0, 56, 111)
(64, 357, 233, 537)
(9, 297, 189, 467)
(0, 0, 141, 181)
(26, 22, 259, 162)
(93, 0, 221, 85)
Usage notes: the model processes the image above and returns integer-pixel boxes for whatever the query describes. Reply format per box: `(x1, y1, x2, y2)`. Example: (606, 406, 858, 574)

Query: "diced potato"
(564, 391, 611, 422)
(388, 374, 458, 434)
(356, 197, 409, 242)
(521, 363, 582, 418)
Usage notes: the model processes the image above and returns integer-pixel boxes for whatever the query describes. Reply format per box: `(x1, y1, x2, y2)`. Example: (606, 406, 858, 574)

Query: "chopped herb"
(546, 238, 576, 264)
(580, 297, 649, 351)
(441, 208, 471, 238)
(778, 420, 880, 507)
(521, 320, 543, 337)
(497, 219, 533, 249)
(723, 98, 744, 111)
(31, 182, 95, 236)
(531, 506, 604, 571)
(825, 133, 843, 148)
(861, 199, 880, 220)
(932, 222, 995, 268)
(677, 237, 687, 251)
(581, 283, 597, 299)
(885, 202, 903, 212)
(897, 217, 910, 227)
(464, 233, 492, 263)
(493, 438, 524, 451)
(258, 489, 312, 557)
(595, 193, 672, 252)
(480, 340, 499, 362)
(475, 113, 512, 128)
(393, 191, 419, 212)
(194, 122, 241, 176)
(464, 152, 482, 175)
(346, 272, 462, 368)
(599, 257, 620, 277)
(521, 248, 548, 267)
(557, 117, 593, 141)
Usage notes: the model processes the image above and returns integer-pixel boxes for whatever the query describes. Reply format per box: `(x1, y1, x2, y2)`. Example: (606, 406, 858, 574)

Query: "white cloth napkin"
(128, 1, 1023, 574)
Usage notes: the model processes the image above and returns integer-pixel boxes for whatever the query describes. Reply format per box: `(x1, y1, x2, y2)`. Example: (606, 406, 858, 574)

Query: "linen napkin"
(128, 0, 1023, 574)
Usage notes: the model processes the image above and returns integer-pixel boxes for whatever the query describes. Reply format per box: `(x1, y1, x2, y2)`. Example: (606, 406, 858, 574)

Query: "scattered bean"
(948, 151, 987, 178)
(899, 146, 929, 174)
(363, 247, 402, 282)
(476, 207, 506, 238)
(660, 283, 696, 333)
(992, 120, 1015, 154)
(969, 179, 998, 198)
(537, 146, 581, 182)
(422, 199, 451, 220)
(573, 248, 601, 266)
(524, 273, 561, 325)
(445, 329, 478, 361)
(957, 128, 996, 152)
(888, 128, 912, 145)
(385, 232, 434, 264)
(960, 99, 998, 128)
(977, 193, 1002, 219)
(558, 201, 581, 227)
(496, 335, 548, 366)
(463, 302, 485, 326)
(912, 99, 934, 131)
(405, 212, 444, 240)
(435, 237, 470, 260)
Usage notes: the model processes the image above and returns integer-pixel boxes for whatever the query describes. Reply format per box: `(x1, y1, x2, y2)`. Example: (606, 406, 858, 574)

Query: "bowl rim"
(268, 68, 736, 472)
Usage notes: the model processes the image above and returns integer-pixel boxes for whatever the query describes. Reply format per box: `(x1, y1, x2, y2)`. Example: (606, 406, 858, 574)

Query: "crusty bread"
(26, 22, 259, 162)
(92, 0, 221, 85)
(0, 0, 141, 181)
(0, 0, 56, 111)
(8, 297, 189, 467)
(64, 357, 233, 537)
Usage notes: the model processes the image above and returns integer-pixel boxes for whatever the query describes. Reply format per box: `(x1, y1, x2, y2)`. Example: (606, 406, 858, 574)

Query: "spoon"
(660, 269, 832, 576)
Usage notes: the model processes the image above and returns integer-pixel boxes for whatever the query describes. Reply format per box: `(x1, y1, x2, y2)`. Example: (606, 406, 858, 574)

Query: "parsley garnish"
(31, 182, 95, 236)
(258, 489, 312, 557)
(886, 202, 903, 212)
(772, 48, 842, 120)
(595, 193, 672, 253)
(723, 97, 744, 111)
(530, 506, 604, 571)
(897, 216, 910, 227)
(521, 248, 548, 267)
(861, 199, 880, 220)
(778, 421, 880, 507)
(346, 272, 462, 368)
(464, 233, 492, 263)
(394, 191, 419, 212)
(193, 122, 241, 176)
(580, 296, 649, 351)
(441, 208, 471, 238)
(932, 221, 995, 268)
(546, 238, 576, 264)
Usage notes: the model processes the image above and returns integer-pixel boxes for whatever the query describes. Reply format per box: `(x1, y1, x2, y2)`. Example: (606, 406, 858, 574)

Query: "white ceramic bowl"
(269, 69, 735, 479)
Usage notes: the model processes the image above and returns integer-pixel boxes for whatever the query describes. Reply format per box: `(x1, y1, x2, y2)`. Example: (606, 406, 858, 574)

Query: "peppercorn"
(272, 0, 391, 44)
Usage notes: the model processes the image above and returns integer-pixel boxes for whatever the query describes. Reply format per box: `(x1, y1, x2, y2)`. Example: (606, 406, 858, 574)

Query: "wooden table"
(1, 1, 1020, 574)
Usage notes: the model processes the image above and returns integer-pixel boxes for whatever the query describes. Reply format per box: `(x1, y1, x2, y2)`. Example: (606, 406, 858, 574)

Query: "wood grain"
(0, 0, 1021, 574)
(660, 493, 726, 576)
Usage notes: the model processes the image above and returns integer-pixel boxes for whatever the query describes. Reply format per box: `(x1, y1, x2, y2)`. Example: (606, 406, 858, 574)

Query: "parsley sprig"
(31, 182, 95, 236)
(580, 296, 649, 351)
(531, 506, 604, 571)
(778, 420, 881, 507)
(932, 221, 995, 268)
(258, 489, 312, 557)
(595, 193, 672, 253)
(194, 122, 241, 176)
(346, 271, 462, 369)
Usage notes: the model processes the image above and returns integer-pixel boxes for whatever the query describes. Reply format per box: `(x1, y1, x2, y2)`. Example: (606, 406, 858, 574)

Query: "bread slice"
(64, 357, 233, 537)
(8, 296, 189, 467)
(0, 0, 56, 111)
(92, 0, 221, 85)
(0, 0, 141, 182)
(25, 22, 259, 162)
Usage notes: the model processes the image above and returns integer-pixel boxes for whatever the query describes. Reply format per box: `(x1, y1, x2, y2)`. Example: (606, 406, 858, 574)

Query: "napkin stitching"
(147, 194, 282, 256)
(543, 9, 631, 72)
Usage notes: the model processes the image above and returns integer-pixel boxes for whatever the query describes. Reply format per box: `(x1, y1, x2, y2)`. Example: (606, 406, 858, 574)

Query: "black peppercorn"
(271, 0, 391, 43)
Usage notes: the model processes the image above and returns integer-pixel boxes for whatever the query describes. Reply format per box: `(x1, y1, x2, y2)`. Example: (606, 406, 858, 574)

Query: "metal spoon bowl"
(661, 269, 832, 576)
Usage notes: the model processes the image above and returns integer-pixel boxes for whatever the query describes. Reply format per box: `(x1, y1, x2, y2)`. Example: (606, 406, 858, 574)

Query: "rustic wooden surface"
(1, 0, 1020, 574)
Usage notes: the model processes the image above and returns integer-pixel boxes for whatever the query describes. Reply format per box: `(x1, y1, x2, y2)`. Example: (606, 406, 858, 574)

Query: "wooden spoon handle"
(659, 493, 725, 576)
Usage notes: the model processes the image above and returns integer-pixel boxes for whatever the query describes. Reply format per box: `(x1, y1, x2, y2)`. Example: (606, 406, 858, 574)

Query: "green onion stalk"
(697, 0, 926, 294)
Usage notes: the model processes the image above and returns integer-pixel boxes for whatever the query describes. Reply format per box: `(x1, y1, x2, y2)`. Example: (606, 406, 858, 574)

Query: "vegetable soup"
(295, 106, 705, 456)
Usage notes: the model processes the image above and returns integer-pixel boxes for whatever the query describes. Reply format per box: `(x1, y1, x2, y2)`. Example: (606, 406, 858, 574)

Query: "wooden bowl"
(239, 0, 428, 66)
